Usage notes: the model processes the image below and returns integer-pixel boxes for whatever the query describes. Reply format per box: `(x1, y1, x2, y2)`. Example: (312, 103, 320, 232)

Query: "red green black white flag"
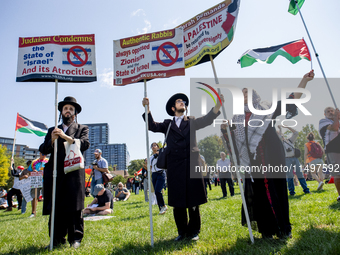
(237, 39, 311, 68)
(15, 113, 48, 137)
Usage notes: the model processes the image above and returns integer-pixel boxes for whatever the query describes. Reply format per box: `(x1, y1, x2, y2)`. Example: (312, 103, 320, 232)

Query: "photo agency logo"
(193, 79, 312, 128)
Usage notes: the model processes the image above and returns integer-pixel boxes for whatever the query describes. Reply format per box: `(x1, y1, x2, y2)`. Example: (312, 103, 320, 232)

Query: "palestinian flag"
(237, 39, 311, 68)
(15, 113, 48, 137)
(288, 0, 305, 15)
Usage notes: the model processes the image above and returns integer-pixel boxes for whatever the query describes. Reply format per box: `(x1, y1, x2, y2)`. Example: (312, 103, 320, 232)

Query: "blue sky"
(1, 0, 339, 163)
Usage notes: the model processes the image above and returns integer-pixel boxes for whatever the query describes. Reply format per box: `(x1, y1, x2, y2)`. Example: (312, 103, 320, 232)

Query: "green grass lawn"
(1, 181, 339, 255)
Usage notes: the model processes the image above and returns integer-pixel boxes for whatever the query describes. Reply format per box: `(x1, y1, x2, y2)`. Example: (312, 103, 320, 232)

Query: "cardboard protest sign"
(178, 0, 240, 68)
(30, 171, 43, 188)
(17, 34, 96, 82)
(114, 28, 184, 86)
(18, 178, 33, 203)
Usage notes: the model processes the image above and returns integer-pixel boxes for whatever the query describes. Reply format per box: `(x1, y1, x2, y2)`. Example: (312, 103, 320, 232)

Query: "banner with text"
(30, 171, 43, 188)
(18, 178, 33, 203)
(114, 28, 185, 86)
(178, 0, 240, 68)
(17, 34, 97, 82)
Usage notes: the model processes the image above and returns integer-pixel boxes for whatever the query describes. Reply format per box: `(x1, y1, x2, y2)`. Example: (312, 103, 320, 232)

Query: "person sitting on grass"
(84, 184, 113, 215)
(0, 188, 7, 209)
(114, 182, 130, 201)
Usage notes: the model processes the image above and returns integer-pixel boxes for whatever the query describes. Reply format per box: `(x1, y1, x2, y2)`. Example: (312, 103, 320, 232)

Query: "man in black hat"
(142, 92, 224, 241)
(39, 96, 90, 249)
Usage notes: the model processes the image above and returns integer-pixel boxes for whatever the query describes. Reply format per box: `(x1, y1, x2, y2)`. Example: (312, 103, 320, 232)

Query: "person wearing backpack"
(304, 132, 325, 191)
(278, 125, 310, 196)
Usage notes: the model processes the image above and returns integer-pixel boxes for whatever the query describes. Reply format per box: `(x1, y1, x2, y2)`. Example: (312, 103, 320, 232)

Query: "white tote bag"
(64, 139, 84, 174)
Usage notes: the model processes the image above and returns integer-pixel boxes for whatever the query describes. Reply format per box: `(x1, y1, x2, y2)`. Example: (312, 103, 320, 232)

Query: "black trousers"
(204, 178, 211, 191)
(48, 210, 83, 245)
(7, 188, 22, 208)
(173, 206, 201, 236)
(220, 178, 234, 197)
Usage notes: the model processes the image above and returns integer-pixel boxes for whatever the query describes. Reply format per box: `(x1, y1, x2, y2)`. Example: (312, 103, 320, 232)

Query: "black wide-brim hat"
(166, 93, 189, 116)
(58, 96, 82, 114)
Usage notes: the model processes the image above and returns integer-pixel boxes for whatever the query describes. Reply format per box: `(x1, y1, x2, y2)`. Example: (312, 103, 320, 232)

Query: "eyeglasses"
(175, 100, 186, 104)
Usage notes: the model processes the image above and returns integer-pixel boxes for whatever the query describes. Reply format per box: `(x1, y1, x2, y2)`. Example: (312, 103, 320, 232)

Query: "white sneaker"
(317, 182, 324, 191)
(159, 205, 168, 215)
(29, 214, 35, 218)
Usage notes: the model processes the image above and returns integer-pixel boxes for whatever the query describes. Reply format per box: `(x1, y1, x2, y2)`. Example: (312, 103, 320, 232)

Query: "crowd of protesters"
(2, 72, 340, 248)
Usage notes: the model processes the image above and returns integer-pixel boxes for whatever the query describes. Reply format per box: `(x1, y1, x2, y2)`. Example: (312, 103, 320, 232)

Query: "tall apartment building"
(83, 123, 129, 170)
(0, 137, 40, 160)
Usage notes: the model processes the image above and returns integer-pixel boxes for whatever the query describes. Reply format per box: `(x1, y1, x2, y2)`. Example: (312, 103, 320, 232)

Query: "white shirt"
(150, 154, 164, 173)
(175, 115, 184, 128)
(62, 123, 70, 133)
(282, 131, 299, 158)
(12, 177, 20, 190)
(216, 158, 231, 178)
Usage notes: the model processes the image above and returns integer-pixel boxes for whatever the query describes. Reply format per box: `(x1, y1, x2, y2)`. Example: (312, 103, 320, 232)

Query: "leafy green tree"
(283, 124, 323, 164)
(127, 159, 144, 175)
(112, 175, 125, 185)
(108, 165, 114, 172)
(198, 135, 225, 166)
(0, 145, 10, 187)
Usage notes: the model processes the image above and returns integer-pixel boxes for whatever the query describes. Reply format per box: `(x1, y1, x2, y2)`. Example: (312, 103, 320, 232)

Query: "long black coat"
(39, 122, 90, 215)
(144, 108, 220, 208)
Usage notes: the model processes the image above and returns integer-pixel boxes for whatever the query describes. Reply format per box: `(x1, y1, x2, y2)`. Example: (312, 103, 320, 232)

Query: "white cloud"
(163, 18, 181, 29)
(131, 9, 145, 17)
(140, 19, 151, 34)
(98, 68, 113, 88)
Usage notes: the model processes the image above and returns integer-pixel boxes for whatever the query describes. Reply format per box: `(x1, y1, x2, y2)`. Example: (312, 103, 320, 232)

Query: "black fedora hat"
(58, 96, 82, 114)
(166, 93, 189, 116)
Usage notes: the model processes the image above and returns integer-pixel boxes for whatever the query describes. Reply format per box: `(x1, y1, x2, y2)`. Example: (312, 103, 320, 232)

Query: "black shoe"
(191, 234, 199, 241)
(174, 235, 185, 242)
(262, 233, 273, 239)
(278, 232, 292, 239)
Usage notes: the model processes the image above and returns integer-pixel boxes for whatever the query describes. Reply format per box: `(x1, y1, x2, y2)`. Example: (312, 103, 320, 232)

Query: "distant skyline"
(1, 0, 339, 161)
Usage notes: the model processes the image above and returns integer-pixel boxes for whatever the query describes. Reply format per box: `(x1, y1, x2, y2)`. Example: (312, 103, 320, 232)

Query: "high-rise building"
(86, 123, 109, 146)
(0, 136, 40, 160)
(83, 123, 129, 170)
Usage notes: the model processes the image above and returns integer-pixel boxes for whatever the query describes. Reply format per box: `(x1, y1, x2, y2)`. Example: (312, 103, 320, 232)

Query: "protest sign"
(18, 178, 33, 203)
(30, 171, 43, 188)
(178, 0, 240, 68)
(114, 28, 184, 86)
(17, 34, 96, 82)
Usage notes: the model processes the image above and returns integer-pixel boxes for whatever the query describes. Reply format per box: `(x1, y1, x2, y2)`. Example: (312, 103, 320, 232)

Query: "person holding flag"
(142, 92, 224, 241)
(221, 71, 314, 239)
(39, 96, 89, 249)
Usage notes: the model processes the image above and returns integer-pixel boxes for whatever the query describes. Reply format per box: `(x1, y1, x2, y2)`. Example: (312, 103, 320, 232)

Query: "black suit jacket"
(143, 108, 220, 208)
(39, 122, 90, 215)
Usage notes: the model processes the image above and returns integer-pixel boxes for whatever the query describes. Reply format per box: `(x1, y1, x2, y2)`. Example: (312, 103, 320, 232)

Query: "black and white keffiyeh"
(232, 90, 273, 167)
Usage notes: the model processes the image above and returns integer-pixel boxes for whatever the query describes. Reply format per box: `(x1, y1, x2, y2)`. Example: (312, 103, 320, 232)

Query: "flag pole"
(144, 79, 154, 247)
(11, 116, 18, 160)
(294, 0, 337, 108)
(50, 78, 58, 251)
(209, 55, 254, 244)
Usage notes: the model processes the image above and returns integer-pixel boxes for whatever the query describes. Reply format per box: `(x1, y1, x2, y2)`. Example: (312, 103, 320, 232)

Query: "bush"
(112, 175, 126, 185)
